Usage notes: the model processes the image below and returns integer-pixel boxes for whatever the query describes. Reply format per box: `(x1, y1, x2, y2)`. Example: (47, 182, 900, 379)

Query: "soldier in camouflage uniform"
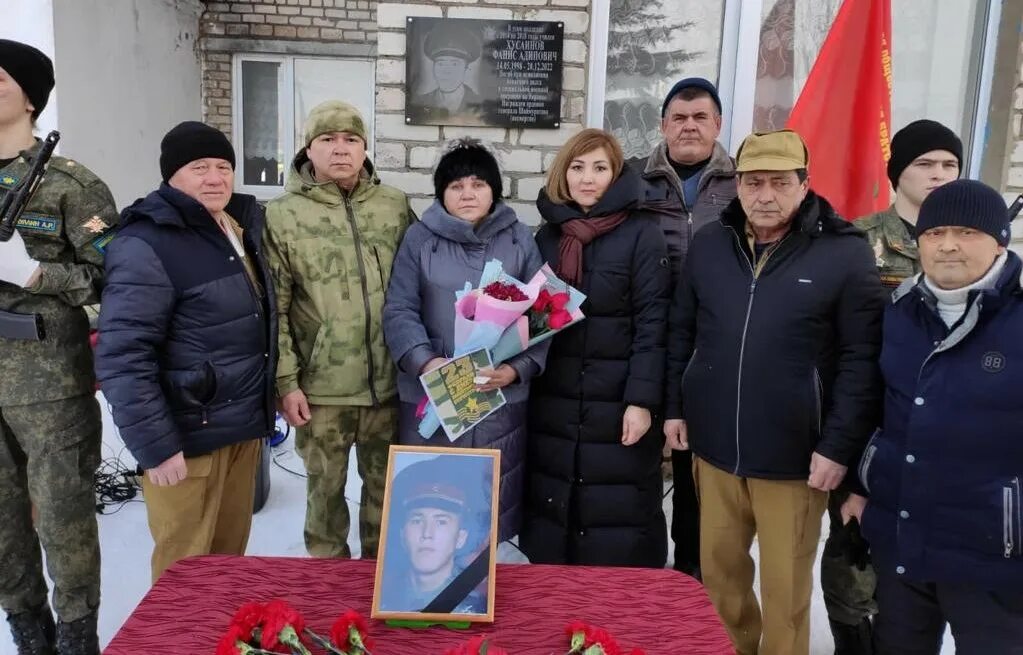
(0, 40, 117, 655)
(822, 119, 962, 655)
(264, 101, 412, 559)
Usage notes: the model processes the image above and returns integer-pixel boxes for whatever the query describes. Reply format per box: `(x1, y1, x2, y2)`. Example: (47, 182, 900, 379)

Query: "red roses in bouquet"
(531, 288, 573, 333)
(482, 281, 528, 303)
(216, 601, 373, 655)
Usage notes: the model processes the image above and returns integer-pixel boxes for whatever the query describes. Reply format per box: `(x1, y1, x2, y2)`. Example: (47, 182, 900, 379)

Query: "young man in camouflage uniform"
(265, 101, 412, 559)
(822, 119, 962, 654)
(0, 40, 117, 655)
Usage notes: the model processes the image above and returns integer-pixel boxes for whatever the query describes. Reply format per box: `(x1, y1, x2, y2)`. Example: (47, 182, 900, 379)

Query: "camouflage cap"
(302, 100, 367, 147)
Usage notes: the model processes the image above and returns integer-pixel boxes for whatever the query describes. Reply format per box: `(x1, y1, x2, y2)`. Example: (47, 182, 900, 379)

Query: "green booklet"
(419, 348, 507, 442)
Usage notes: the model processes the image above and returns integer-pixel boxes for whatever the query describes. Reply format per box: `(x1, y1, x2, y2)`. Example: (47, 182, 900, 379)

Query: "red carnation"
(259, 599, 305, 650)
(329, 609, 374, 652)
(229, 601, 265, 641)
(215, 624, 245, 655)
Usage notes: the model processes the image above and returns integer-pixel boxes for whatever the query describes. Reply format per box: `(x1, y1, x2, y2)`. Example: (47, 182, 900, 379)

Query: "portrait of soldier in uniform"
(406, 21, 485, 126)
(373, 447, 499, 622)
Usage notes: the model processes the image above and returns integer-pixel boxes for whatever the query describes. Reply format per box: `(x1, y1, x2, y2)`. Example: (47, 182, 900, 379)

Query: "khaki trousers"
(695, 456, 827, 655)
(141, 439, 261, 583)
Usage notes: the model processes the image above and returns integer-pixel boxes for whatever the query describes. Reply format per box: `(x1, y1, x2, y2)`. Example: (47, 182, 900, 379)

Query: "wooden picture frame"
(371, 445, 501, 624)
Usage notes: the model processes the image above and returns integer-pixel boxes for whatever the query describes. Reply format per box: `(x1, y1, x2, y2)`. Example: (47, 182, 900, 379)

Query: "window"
(601, 0, 727, 160)
(750, 0, 990, 156)
(232, 54, 376, 200)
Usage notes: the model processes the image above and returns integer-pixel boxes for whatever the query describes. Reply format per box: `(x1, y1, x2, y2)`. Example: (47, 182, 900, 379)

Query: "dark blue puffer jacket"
(95, 184, 277, 469)
(860, 252, 1023, 589)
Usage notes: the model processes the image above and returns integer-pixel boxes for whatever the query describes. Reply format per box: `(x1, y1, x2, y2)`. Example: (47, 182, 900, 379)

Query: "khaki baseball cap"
(735, 129, 809, 172)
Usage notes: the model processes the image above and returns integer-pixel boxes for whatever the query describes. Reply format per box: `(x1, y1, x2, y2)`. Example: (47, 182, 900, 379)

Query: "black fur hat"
(433, 138, 503, 202)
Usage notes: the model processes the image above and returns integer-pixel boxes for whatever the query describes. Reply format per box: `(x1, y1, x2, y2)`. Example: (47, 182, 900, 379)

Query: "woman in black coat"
(522, 128, 670, 567)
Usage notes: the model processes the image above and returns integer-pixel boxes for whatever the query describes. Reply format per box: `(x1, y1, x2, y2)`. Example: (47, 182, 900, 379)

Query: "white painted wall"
(51, 0, 204, 208)
(1, 0, 59, 137)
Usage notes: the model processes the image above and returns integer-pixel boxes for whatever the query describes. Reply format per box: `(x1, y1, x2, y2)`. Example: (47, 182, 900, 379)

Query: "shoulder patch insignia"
(82, 215, 110, 234)
(92, 231, 116, 254)
(16, 213, 59, 232)
(0, 174, 18, 188)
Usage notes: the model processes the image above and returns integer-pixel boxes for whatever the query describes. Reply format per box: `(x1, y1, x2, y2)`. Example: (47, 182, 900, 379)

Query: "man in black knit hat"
(843, 179, 1022, 654)
(0, 39, 118, 655)
(96, 122, 277, 584)
(822, 119, 963, 655)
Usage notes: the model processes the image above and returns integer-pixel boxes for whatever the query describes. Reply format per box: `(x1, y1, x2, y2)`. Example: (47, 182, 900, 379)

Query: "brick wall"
(199, 0, 381, 137)
(374, 1, 592, 226)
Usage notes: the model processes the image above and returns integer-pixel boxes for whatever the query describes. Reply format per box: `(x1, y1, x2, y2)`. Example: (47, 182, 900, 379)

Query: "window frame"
(586, 0, 999, 171)
(232, 53, 294, 201)
(231, 53, 377, 201)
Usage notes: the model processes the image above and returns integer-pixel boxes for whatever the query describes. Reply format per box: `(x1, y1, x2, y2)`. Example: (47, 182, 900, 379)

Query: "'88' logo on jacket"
(982, 351, 1006, 373)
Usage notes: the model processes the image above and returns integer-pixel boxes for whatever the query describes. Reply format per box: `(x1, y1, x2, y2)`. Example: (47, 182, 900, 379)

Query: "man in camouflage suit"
(265, 100, 412, 559)
(822, 119, 962, 655)
(0, 40, 117, 655)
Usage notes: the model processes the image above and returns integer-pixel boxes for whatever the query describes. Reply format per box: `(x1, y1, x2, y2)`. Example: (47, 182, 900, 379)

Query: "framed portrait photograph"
(372, 445, 500, 623)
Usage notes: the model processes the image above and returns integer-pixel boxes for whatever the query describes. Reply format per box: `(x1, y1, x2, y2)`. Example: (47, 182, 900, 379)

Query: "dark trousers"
(670, 448, 700, 573)
(874, 574, 1023, 655)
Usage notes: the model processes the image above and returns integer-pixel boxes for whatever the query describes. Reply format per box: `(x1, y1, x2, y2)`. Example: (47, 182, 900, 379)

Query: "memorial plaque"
(405, 17, 564, 129)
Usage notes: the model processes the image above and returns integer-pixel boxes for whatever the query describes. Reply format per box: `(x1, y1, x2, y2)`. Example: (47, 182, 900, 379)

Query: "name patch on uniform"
(92, 231, 116, 254)
(16, 213, 59, 233)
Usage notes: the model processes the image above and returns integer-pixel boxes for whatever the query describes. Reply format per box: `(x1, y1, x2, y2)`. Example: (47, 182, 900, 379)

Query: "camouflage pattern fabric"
(0, 141, 118, 406)
(302, 100, 368, 145)
(263, 151, 412, 406)
(294, 402, 398, 559)
(855, 205, 921, 290)
(0, 394, 101, 621)
(822, 490, 878, 626)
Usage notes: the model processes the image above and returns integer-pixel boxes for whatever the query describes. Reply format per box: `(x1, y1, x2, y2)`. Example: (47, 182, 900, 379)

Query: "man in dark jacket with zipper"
(664, 129, 883, 655)
(844, 180, 1023, 654)
(96, 122, 277, 583)
(630, 77, 736, 577)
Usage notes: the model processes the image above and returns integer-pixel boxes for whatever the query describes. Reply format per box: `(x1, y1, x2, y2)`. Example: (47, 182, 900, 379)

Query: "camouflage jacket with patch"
(854, 205, 920, 290)
(264, 154, 412, 406)
(0, 140, 118, 406)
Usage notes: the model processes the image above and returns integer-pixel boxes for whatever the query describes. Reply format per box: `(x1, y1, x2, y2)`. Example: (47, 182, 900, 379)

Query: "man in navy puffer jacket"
(95, 122, 277, 583)
(845, 179, 1023, 654)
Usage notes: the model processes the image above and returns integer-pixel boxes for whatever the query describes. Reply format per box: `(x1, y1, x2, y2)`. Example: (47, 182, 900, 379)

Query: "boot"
(830, 617, 874, 655)
(55, 611, 99, 655)
(6, 604, 56, 655)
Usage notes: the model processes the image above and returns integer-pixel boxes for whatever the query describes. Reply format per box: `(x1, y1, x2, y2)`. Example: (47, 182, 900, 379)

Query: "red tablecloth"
(104, 556, 734, 654)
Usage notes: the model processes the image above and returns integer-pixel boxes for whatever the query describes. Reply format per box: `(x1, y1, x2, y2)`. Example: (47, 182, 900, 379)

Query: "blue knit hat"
(661, 77, 722, 116)
(916, 179, 1010, 246)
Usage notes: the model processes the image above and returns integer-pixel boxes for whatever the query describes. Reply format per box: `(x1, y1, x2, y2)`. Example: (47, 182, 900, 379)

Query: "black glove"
(825, 517, 871, 571)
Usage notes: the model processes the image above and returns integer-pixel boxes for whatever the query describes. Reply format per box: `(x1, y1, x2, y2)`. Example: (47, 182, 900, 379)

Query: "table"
(104, 556, 734, 654)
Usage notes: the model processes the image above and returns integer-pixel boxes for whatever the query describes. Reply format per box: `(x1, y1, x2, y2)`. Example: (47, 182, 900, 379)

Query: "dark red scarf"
(556, 210, 629, 287)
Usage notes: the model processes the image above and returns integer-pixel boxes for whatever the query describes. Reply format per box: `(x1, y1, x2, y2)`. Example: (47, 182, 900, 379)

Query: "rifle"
(0, 131, 59, 341)
(0, 130, 60, 242)
(1009, 193, 1023, 222)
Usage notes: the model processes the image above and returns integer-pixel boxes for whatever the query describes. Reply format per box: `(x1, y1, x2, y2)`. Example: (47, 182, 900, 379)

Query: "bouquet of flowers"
(417, 260, 586, 439)
(216, 601, 373, 655)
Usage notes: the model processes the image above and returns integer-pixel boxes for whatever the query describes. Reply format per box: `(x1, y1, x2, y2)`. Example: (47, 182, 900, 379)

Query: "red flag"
(786, 0, 892, 220)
